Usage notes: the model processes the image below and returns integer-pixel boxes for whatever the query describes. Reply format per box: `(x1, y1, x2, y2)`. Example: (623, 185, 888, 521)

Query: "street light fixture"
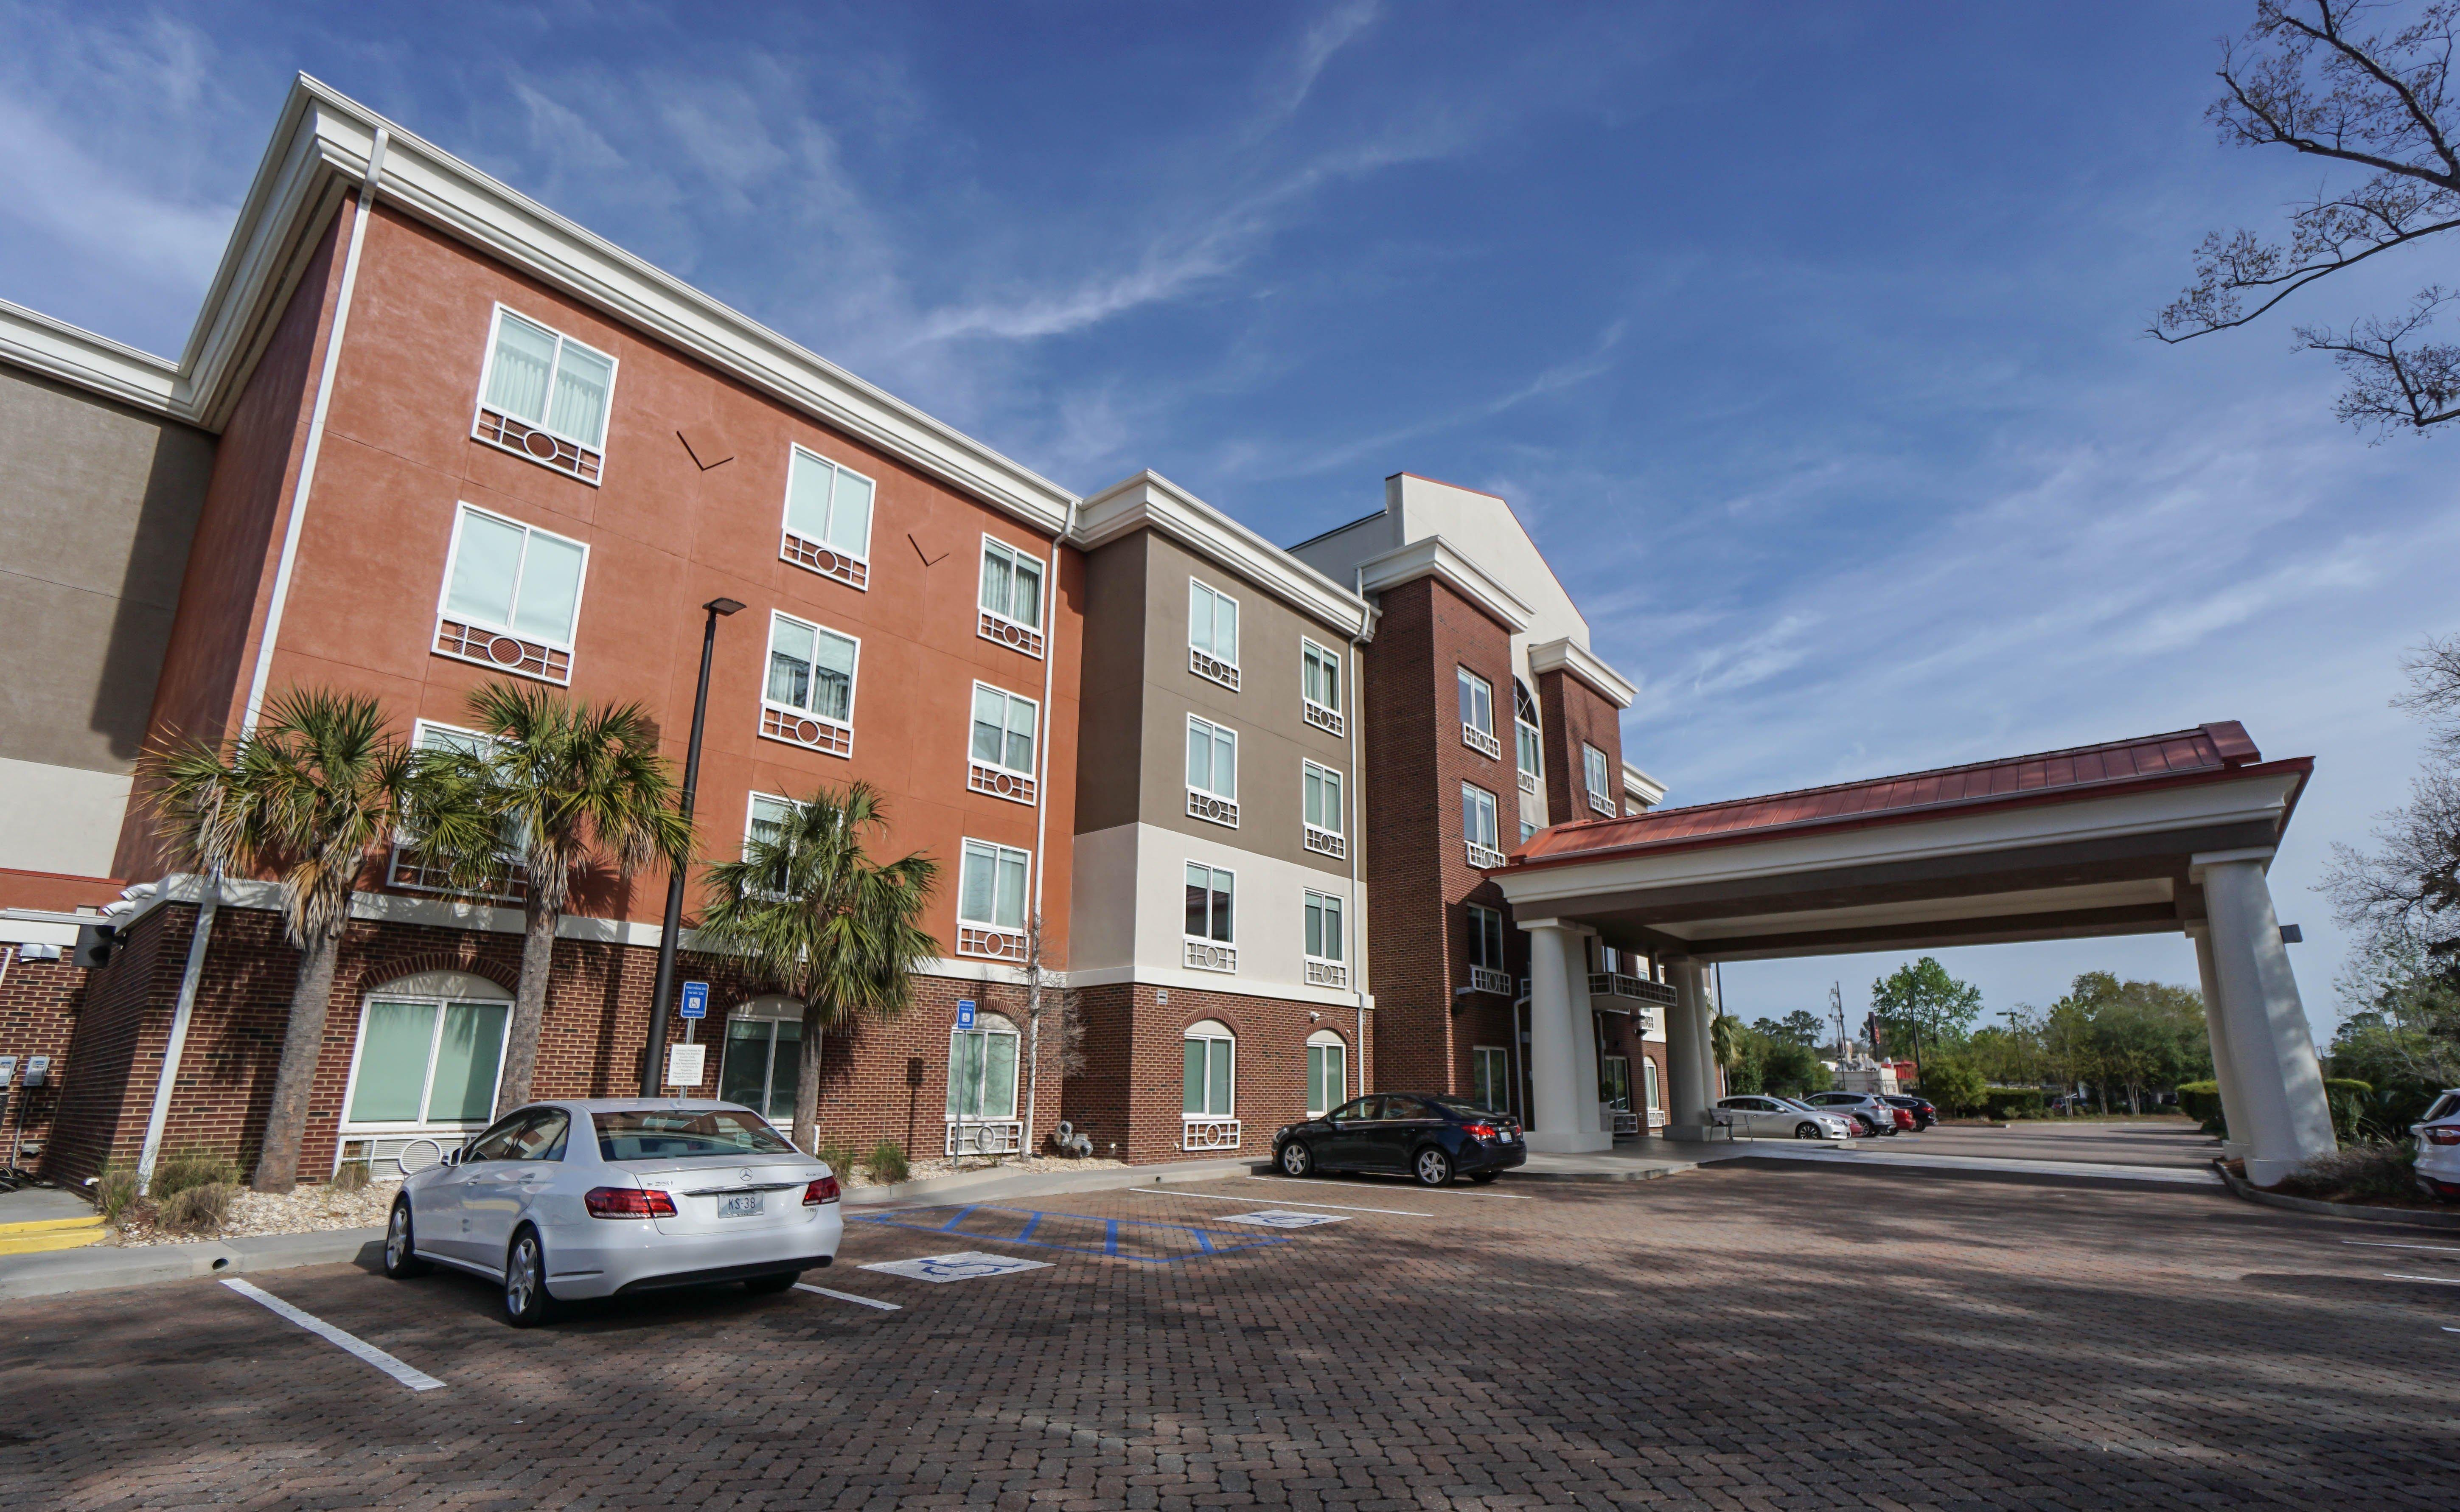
(642, 596, 744, 1097)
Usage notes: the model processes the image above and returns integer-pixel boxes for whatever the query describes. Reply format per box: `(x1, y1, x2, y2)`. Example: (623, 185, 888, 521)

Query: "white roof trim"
(0, 298, 184, 418)
(1622, 763, 1668, 808)
(1355, 535, 1533, 632)
(1075, 469, 1371, 636)
(1528, 636, 1636, 709)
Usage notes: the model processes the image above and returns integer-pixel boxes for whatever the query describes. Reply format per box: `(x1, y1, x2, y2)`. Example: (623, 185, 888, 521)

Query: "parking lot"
(3, 1163, 2456, 1510)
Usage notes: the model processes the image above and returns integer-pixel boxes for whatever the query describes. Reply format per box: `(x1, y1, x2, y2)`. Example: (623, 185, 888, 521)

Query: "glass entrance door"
(1601, 1055, 1632, 1112)
(720, 1017, 802, 1124)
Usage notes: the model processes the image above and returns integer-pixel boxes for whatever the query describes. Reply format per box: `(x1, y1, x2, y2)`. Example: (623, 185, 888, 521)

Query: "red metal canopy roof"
(1507, 721, 2306, 870)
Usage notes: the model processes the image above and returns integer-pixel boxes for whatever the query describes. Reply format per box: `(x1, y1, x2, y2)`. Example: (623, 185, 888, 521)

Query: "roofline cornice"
(1528, 635, 1636, 709)
(0, 298, 184, 418)
(1354, 534, 1533, 632)
(1074, 469, 1373, 637)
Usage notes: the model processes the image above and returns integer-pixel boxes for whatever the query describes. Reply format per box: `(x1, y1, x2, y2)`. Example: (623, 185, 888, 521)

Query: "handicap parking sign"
(957, 998, 976, 1030)
(679, 981, 708, 1020)
(1217, 1209, 1349, 1229)
(861, 1250, 1050, 1283)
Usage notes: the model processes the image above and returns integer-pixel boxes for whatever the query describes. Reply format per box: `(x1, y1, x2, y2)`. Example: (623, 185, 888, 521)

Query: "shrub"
(1985, 1086, 2045, 1119)
(329, 1161, 371, 1193)
(150, 1150, 241, 1201)
(1919, 1059, 1987, 1115)
(812, 1136, 861, 1182)
(867, 1140, 910, 1185)
(2276, 1142, 2418, 1202)
(159, 1181, 239, 1235)
(2177, 1080, 2224, 1133)
(93, 1165, 141, 1224)
(2323, 1078, 2378, 1140)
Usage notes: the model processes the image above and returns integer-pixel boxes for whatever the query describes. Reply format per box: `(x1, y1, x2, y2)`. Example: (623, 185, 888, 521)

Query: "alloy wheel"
(386, 1206, 409, 1269)
(1281, 1142, 1311, 1176)
(506, 1235, 540, 1321)
(1414, 1149, 1451, 1187)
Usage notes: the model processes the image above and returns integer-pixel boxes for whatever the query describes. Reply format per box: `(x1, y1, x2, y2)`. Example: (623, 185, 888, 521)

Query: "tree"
(1868, 957, 1983, 1082)
(1921, 1058, 1989, 1117)
(1708, 1011, 1742, 1083)
(2044, 972, 2216, 1112)
(2155, 2, 2460, 437)
(146, 690, 414, 1193)
(416, 684, 691, 1116)
(694, 782, 939, 1155)
(2325, 632, 2460, 983)
(1764, 1009, 1826, 1046)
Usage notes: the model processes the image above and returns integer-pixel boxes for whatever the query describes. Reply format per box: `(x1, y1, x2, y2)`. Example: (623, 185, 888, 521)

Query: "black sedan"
(1273, 1094, 1527, 1186)
(1882, 1094, 1938, 1130)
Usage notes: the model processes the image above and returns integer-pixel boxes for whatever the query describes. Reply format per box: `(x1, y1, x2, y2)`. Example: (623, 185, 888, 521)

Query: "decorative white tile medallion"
(860, 1251, 1053, 1282)
(1215, 1210, 1350, 1229)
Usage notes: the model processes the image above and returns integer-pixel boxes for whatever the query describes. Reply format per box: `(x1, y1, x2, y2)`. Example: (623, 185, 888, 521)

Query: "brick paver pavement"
(3, 1163, 2455, 1509)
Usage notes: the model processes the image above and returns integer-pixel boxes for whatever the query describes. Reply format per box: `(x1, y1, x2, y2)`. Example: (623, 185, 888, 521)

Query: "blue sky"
(3, 2, 2449, 1040)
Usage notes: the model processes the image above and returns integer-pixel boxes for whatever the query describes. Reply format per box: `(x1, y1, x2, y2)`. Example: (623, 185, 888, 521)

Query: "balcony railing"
(978, 608, 1043, 659)
(387, 845, 528, 904)
(1518, 768, 1539, 796)
(474, 406, 603, 485)
(945, 1119, 1023, 1156)
(1587, 787, 1616, 816)
(434, 618, 571, 685)
(968, 760, 1036, 805)
(1187, 788, 1239, 828)
(1184, 940, 1237, 973)
(1465, 839, 1506, 870)
(1303, 699, 1344, 738)
(1189, 647, 1240, 691)
(1304, 824, 1345, 860)
(1462, 722, 1502, 760)
(1305, 957, 1349, 988)
(780, 530, 869, 591)
(1588, 971, 1677, 1007)
(1181, 1118, 1241, 1152)
(1467, 965, 1513, 995)
(957, 924, 1028, 963)
(761, 705, 853, 758)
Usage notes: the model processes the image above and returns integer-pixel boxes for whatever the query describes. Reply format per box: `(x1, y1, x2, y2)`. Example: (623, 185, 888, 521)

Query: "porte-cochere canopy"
(1487, 724, 2335, 1184)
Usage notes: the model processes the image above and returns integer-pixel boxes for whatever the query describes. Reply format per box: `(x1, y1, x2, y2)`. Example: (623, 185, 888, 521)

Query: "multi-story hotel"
(0, 78, 1655, 1181)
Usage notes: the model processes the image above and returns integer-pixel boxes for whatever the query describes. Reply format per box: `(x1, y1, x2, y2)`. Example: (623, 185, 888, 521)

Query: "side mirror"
(444, 1147, 466, 1167)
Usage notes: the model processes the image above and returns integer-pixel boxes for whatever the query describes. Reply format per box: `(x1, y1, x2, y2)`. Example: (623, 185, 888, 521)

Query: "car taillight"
(2426, 1127, 2460, 1146)
(802, 1175, 842, 1205)
(585, 1186, 676, 1219)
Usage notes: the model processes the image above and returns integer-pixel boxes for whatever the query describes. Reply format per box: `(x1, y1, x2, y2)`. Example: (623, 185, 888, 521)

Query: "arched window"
(1305, 1028, 1347, 1116)
(337, 971, 512, 1180)
(948, 1011, 1020, 1123)
(1183, 1019, 1235, 1118)
(720, 994, 804, 1124)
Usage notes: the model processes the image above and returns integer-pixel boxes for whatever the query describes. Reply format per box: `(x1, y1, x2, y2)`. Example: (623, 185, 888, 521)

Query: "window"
(1186, 715, 1239, 826)
(744, 793, 799, 894)
(1301, 639, 1344, 735)
(968, 683, 1039, 804)
(1473, 1046, 1511, 1115)
(719, 999, 803, 1125)
(979, 537, 1046, 656)
(1461, 782, 1503, 869)
(1602, 1055, 1632, 1112)
(1184, 862, 1235, 971)
(1466, 903, 1510, 995)
(1584, 743, 1614, 815)
(1514, 679, 1543, 797)
(780, 446, 875, 590)
(761, 612, 859, 757)
(473, 305, 617, 483)
(948, 1010, 1021, 1154)
(1302, 760, 1344, 858)
(342, 982, 511, 1131)
(1306, 1030, 1347, 1116)
(957, 839, 1030, 962)
(390, 722, 527, 900)
(1520, 818, 1538, 844)
(1304, 889, 1346, 987)
(1183, 1019, 1235, 1116)
(1458, 667, 1500, 758)
(1189, 579, 1240, 689)
(1645, 1055, 1661, 1114)
(433, 503, 588, 683)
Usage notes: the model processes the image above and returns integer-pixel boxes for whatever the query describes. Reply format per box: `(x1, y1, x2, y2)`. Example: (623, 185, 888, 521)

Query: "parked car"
(1274, 1094, 1527, 1186)
(1882, 1094, 1937, 1130)
(1802, 1090, 1903, 1136)
(384, 1099, 844, 1326)
(2413, 1089, 2460, 1201)
(1713, 1095, 1858, 1140)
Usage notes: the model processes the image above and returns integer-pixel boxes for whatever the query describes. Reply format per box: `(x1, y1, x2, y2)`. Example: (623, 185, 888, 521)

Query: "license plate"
(720, 1193, 764, 1218)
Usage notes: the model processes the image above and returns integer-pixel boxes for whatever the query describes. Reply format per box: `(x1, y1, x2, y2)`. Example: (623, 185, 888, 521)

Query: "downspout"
(136, 873, 219, 1194)
(1350, 567, 1368, 1094)
(1023, 498, 1077, 1154)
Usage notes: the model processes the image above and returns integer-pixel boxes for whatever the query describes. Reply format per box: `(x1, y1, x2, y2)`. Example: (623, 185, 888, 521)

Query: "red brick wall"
(1537, 667, 1625, 827)
(1061, 981, 1360, 1164)
(0, 951, 90, 1164)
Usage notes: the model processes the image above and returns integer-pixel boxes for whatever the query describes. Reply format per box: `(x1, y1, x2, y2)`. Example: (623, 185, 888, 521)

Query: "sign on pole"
(957, 998, 976, 1030)
(679, 981, 709, 1020)
(666, 1042, 706, 1089)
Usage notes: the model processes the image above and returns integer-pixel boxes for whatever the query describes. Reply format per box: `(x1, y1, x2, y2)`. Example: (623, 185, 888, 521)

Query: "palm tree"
(695, 782, 939, 1155)
(146, 689, 413, 1193)
(1708, 1010, 1742, 1091)
(416, 684, 691, 1116)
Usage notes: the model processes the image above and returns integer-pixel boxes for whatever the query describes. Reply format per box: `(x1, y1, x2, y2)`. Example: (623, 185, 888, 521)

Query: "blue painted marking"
(850, 1204, 1294, 1264)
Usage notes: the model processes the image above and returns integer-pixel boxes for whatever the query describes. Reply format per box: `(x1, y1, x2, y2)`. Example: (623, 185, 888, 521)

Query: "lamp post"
(642, 596, 744, 1097)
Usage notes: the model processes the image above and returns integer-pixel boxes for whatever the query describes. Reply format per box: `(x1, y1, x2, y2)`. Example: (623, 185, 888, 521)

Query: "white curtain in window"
(547, 342, 613, 449)
(1190, 582, 1237, 661)
(484, 313, 557, 426)
(1187, 720, 1235, 797)
(971, 686, 1036, 771)
(444, 510, 525, 627)
(1304, 764, 1341, 832)
(960, 840, 1028, 929)
(509, 533, 584, 642)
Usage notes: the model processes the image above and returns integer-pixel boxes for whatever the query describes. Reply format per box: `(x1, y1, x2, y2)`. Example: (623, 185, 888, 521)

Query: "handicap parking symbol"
(861, 1250, 1054, 1283)
(1216, 1209, 1349, 1229)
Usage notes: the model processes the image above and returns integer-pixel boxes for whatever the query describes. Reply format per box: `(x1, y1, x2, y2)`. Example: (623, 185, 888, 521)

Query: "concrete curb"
(0, 1227, 385, 1302)
(2210, 1158, 2460, 1230)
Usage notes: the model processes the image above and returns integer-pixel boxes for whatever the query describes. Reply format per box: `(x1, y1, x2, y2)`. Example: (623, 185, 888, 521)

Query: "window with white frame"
(1189, 579, 1240, 690)
(957, 839, 1030, 962)
(1302, 760, 1344, 859)
(761, 612, 859, 757)
(433, 503, 588, 684)
(743, 792, 800, 895)
(1183, 1019, 1235, 1117)
(1304, 889, 1346, 988)
(1458, 666, 1500, 758)
(391, 722, 527, 900)
(779, 446, 875, 590)
(719, 997, 803, 1126)
(1185, 715, 1239, 826)
(1305, 1029, 1347, 1116)
(1300, 638, 1343, 735)
(1514, 679, 1543, 796)
(978, 537, 1046, 656)
(968, 684, 1039, 805)
(473, 306, 617, 483)
(1473, 1045, 1511, 1115)
(341, 974, 512, 1136)
(1461, 782, 1504, 869)
(1184, 862, 1235, 971)
(1466, 903, 1509, 995)
(1583, 743, 1614, 814)
(946, 1010, 1021, 1154)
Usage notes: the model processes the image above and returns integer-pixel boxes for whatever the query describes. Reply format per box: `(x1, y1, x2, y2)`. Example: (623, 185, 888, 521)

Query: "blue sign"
(957, 998, 976, 1030)
(679, 981, 710, 1021)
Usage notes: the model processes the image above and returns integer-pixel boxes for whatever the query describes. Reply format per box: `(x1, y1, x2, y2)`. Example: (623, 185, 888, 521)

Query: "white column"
(2186, 923, 2251, 1160)
(2196, 853, 2336, 1185)
(1521, 923, 1610, 1153)
(1661, 959, 1714, 1142)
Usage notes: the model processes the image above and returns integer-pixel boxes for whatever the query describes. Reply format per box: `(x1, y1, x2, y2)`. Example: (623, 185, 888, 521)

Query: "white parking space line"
(1130, 1189, 1432, 1217)
(794, 1283, 902, 1311)
(2382, 1272, 2460, 1285)
(2342, 1240, 2460, 1255)
(1243, 1175, 1532, 1199)
(220, 1278, 443, 1391)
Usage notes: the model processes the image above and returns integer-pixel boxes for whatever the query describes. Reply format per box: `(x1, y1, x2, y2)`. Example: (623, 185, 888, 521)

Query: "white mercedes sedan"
(384, 1099, 844, 1325)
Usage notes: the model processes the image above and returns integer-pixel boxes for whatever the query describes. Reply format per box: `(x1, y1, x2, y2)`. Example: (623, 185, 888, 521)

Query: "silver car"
(1803, 1090, 1904, 1136)
(1714, 1094, 1857, 1140)
(383, 1099, 844, 1325)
